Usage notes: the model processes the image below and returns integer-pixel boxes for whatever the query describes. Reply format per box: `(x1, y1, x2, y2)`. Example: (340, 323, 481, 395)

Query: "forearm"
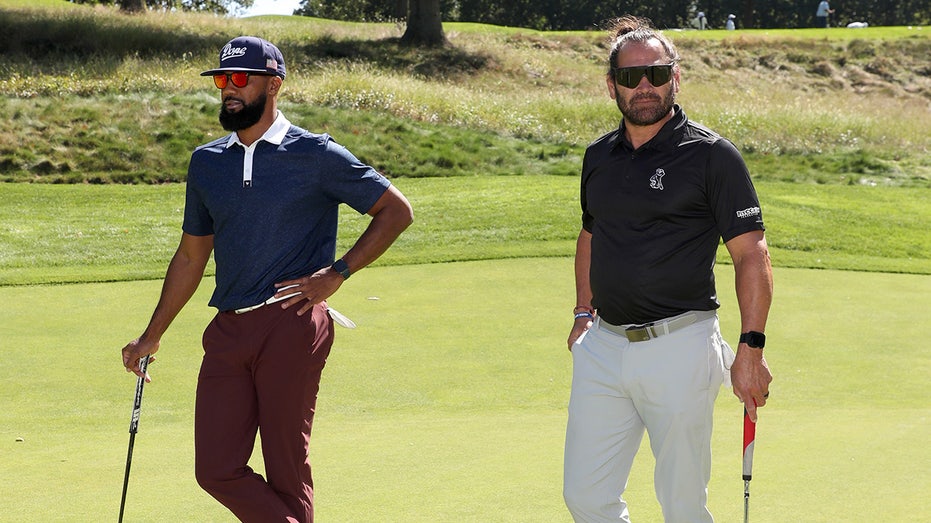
(341, 186, 413, 274)
(141, 235, 212, 341)
(728, 232, 773, 333)
(574, 229, 594, 310)
(567, 229, 594, 350)
(274, 188, 411, 316)
(733, 248, 773, 334)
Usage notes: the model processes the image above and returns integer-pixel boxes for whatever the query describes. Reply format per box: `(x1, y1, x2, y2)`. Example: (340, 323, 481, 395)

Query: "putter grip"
(742, 407, 755, 481)
(128, 355, 150, 433)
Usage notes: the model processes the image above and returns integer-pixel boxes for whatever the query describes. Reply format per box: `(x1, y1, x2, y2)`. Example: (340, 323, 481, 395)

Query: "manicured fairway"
(1, 259, 928, 522)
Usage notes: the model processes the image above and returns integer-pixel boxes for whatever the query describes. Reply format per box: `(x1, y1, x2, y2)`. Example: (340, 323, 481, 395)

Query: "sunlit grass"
(2, 263, 929, 521)
(2, 178, 929, 287)
(688, 88, 901, 152)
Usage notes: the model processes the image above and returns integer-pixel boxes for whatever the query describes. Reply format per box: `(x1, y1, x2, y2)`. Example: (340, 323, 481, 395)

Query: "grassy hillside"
(0, 2, 929, 185)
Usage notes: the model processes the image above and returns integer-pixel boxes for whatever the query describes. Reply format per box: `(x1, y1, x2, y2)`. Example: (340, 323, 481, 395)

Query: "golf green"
(1, 259, 927, 521)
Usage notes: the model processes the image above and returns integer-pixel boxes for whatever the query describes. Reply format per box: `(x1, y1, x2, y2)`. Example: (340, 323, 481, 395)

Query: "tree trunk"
(120, 0, 145, 13)
(742, 0, 755, 28)
(400, 0, 447, 47)
(393, 0, 408, 20)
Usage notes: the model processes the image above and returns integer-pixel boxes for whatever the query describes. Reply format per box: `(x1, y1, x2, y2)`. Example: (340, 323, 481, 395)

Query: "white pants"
(563, 314, 732, 523)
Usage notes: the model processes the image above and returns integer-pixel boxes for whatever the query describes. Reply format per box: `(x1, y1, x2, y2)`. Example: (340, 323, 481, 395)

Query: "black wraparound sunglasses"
(611, 63, 675, 89)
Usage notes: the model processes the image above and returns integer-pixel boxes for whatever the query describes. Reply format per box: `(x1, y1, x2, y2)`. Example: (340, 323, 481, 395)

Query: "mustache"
(223, 96, 245, 104)
(631, 93, 662, 103)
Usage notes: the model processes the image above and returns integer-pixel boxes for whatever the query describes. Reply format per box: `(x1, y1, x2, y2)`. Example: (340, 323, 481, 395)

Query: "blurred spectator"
(816, 0, 835, 27)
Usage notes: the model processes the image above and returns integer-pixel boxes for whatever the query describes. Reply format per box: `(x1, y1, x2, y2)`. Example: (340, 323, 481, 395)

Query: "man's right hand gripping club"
(122, 336, 158, 382)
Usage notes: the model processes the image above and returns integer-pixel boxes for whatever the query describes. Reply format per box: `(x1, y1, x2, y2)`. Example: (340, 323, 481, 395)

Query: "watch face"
(742, 332, 765, 348)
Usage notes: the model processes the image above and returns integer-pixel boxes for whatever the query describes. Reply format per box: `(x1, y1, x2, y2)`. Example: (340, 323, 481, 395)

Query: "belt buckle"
(625, 325, 653, 342)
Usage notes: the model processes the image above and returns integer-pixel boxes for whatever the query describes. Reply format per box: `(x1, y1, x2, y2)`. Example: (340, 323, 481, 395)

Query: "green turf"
(1, 179, 929, 288)
(1, 260, 928, 521)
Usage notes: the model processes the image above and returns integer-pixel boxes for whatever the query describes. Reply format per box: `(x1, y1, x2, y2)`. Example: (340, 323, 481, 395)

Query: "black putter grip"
(128, 355, 149, 434)
(120, 354, 150, 522)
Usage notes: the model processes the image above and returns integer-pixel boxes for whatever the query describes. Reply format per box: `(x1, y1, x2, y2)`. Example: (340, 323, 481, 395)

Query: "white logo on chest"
(650, 169, 666, 190)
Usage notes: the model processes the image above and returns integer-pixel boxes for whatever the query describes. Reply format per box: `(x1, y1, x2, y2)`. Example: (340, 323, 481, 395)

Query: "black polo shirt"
(581, 106, 764, 325)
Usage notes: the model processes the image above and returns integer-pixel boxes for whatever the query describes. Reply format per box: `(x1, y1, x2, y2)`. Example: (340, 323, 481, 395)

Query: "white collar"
(226, 111, 291, 149)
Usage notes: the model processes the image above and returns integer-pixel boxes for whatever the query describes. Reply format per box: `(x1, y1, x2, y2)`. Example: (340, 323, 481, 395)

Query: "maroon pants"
(194, 302, 333, 523)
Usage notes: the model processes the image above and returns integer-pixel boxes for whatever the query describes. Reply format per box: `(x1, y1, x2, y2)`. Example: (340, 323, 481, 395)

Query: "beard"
(615, 85, 676, 127)
(219, 92, 268, 132)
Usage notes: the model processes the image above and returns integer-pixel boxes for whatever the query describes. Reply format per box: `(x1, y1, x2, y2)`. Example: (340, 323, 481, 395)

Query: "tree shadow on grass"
(0, 10, 228, 60)
(289, 35, 495, 79)
(0, 8, 494, 79)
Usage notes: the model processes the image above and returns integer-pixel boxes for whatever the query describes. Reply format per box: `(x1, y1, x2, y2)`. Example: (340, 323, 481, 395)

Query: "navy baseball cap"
(201, 36, 286, 79)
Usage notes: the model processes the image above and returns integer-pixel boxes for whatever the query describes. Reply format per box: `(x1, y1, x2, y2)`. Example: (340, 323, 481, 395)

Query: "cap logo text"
(220, 44, 248, 62)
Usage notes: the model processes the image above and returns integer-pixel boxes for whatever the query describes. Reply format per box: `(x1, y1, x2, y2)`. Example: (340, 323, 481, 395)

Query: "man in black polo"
(562, 16, 774, 523)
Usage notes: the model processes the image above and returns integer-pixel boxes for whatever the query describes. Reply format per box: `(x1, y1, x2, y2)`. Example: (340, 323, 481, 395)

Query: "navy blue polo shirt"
(581, 105, 764, 325)
(183, 112, 390, 311)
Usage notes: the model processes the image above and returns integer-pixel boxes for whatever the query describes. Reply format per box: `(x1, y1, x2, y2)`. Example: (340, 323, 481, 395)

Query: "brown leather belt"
(599, 310, 717, 342)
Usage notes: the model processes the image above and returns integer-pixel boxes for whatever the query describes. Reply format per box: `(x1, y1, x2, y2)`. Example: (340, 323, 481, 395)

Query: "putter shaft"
(742, 407, 755, 523)
(119, 355, 149, 523)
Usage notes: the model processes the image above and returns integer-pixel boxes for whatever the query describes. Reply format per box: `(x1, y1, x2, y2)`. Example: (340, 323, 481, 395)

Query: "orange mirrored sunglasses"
(212, 72, 271, 89)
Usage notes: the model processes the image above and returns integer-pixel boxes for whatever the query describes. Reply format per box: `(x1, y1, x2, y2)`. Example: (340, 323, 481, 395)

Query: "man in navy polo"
(121, 36, 413, 522)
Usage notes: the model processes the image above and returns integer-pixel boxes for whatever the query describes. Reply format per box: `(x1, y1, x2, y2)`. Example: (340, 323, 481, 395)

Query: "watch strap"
(331, 259, 351, 280)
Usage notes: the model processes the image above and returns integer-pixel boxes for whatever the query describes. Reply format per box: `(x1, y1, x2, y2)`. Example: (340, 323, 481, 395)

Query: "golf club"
(742, 406, 756, 523)
(118, 354, 150, 523)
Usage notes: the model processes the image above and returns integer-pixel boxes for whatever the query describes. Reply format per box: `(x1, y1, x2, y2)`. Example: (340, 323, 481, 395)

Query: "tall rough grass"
(0, 3, 928, 184)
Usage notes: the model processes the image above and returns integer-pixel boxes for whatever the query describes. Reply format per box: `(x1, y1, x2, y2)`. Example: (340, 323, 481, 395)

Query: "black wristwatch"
(739, 331, 766, 349)
(331, 259, 351, 280)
